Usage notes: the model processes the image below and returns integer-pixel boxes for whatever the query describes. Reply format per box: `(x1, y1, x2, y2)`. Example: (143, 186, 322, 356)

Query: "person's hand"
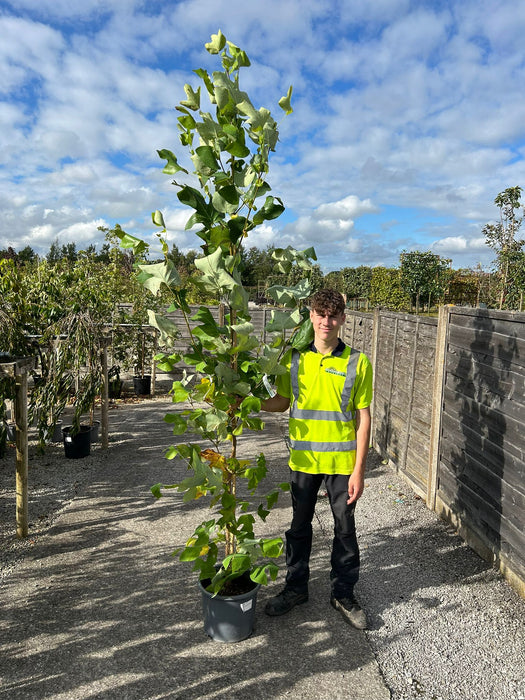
(347, 470, 364, 504)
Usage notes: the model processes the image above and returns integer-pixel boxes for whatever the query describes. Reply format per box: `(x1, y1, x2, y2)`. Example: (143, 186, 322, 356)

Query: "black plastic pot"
(89, 420, 100, 443)
(133, 375, 151, 396)
(51, 420, 63, 442)
(198, 572, 260, 643)
(62, 425, 91, 459)
(108, 379, 123, 399)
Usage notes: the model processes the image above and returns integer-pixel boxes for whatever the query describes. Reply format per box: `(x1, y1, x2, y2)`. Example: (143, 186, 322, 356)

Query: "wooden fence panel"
(435, 307, 525, 587)
(370, 312, 437, 497)
(342, 311, 374, 357)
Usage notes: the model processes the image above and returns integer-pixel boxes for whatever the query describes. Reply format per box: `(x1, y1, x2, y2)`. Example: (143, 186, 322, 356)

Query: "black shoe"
(265, 588, 309, 616)
(330, 596, 368, 629)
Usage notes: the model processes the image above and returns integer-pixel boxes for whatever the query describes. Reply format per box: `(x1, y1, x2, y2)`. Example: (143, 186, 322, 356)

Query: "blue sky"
(1, 0, 525, 273)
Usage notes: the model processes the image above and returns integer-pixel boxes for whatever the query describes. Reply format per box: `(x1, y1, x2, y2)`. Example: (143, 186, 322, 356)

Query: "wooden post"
(100, 345, 109, 450)
(15, 369, 29, 538)
(427, 305, 449, 509)
(370, 308, 381, 445)
(151, 330, 158, 396)
(401, 317, 420, 475)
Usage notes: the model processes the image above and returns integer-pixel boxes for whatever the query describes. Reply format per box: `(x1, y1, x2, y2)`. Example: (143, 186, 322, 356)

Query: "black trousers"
(285, 470, 360, 599)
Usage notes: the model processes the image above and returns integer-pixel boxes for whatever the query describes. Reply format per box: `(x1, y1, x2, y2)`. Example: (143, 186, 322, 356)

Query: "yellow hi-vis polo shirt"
(276, 340, 373, 475)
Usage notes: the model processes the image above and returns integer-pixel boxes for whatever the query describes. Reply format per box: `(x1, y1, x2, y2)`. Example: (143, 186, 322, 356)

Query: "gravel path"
(316, 455, 525, 700)
(1, 395, 524, 700)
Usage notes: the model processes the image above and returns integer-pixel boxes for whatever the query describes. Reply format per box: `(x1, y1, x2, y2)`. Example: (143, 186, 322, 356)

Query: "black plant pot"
(51, 420, 63, 442)
(62, 425, 91, 459)
(198, 572, 260, 643)
(133, 375, 151, 396)
(108, 379, 123, 399)
(89, 420, 100, 443)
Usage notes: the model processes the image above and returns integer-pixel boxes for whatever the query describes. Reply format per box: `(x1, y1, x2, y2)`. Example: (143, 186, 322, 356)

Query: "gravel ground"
(338, 457, 525, 700)
(1, 394, 524, 700)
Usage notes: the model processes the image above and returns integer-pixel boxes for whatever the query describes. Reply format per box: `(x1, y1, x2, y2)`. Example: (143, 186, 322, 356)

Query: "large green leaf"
(157, 149, 188, 175)
(258, 347, 285, 375)
(195, 113, 222, 143)
(164, 413, 187, 435)
(267, 278, 312, 306)
(147, 310, 180, 346)
(151, 210, 166, 229)
(192, 145, 219, 176)
(194, 248, 237, 292)
(291, 318, 314, 350)
(205, 30, 226, 54)
(138, 260, 181, 295)
(230, 320, 254, 336)
(227, 216, 250, 243)
(191, 306, 222, 335)
(193, 68, 215, 99)
(180, 83, 200, 111)
(212, 187, 239, 214)
(229, 282, 249, 313)
(278, 86, 293, 115)
(115, 231, 149, 255)
(253, 196, 284, 225)
(265, 309, 301, 332)
(177, 185, 207, 211)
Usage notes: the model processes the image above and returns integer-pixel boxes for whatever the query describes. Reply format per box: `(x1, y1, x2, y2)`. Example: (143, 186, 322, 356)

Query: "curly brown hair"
(309, 289, 346, 316)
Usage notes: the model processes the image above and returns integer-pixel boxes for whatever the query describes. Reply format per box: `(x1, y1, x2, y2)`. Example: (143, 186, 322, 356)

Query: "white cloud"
(314, 195, 378, 221)
(431, 235, 487, 254)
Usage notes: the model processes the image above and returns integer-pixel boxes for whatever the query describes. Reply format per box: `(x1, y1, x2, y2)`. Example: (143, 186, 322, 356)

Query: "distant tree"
(482, 186, 525, 309)
(18, 246, 37, 264)
(323, 270, 342, 291)
(47, 240, 61, 264)
(0, 246, 17, 261)
(98, 225, 135, 274)
(240, 246, 277, 288)
(369, 267, 410, 310)
(445, 268, 481, 306)
(97, 243, 111, 263)
(61, 242, 77, 263)
(340, 266, 373, 300)
(167, 244, 199, 278)
(400, 251, 451, 313)
(286, 262, 324, 294)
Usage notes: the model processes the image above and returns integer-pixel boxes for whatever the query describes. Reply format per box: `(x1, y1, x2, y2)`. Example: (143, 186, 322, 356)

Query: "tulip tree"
(118, 31, 317, 594)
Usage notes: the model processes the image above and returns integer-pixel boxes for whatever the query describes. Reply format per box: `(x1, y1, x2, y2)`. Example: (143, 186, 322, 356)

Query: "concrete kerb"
(0, 397, 390, 700)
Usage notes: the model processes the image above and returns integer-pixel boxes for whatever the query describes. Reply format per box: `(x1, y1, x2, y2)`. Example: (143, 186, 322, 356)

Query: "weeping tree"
(119, 31, 316, 594)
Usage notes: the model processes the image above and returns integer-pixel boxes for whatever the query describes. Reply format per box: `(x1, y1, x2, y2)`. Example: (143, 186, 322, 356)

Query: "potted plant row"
(119, 31, 318, 642)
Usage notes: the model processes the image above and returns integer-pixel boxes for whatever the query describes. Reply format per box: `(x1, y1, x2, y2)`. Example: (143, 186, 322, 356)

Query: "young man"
(261, 288, 373, 629)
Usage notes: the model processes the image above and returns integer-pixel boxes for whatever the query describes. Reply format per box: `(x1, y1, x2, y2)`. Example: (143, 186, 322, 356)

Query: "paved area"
(0, 398, 391, 700)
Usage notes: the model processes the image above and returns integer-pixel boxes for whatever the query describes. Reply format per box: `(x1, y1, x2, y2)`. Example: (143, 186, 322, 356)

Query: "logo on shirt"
(324, 367, 346, 377)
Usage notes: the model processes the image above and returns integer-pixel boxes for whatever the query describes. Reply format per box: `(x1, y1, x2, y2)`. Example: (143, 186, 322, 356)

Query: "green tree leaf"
(205, 29, 226, 54)
(278, 85, 293, 115)
(253, 196, 285, 225)
(138, 261, 181, 295)
(157, 149, 188, 175)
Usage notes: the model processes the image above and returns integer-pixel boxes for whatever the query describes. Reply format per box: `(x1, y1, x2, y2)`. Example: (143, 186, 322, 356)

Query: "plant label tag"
(240, 600, 253, 612)
(65, 437, 72, 442)
(262, 374, 276, 398)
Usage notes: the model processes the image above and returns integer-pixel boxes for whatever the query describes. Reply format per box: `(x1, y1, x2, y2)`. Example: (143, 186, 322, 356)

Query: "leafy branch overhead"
(117, 31, 317, 595)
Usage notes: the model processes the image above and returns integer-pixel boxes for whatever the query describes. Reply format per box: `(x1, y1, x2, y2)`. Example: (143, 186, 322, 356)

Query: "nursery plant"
(0, 260, 33, 456)
(119, 31, 317, 596)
